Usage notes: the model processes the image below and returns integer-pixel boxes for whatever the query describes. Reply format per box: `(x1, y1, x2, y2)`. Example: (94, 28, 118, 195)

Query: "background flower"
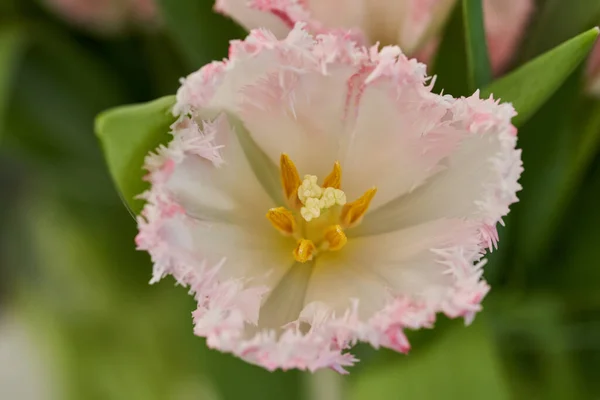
(483, 0, 534, 73)
(216, 0, 534, 74)
(43, 0, 159, 34)
(587, 42, 600, 96)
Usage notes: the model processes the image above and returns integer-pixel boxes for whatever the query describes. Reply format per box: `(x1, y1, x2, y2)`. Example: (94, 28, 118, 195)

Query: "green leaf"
(350, 320, 510, 400)
(481, 27, 599, 127)
(540, 113, 600, 302)
(504, 73, 581, 278)
(571, 102, 600, 180)
(0, 27, 25, 138)
(535, 101, 600, 262)
(95, 96, 176, 214)
(507, 75, 600, 271)
(462, 0, 492, 90)
(433, 3, 470, 97)
(156, 0, 246, 70)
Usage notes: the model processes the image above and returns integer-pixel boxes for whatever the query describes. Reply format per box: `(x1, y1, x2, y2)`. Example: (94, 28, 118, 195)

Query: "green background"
(1, 0, 600, 399)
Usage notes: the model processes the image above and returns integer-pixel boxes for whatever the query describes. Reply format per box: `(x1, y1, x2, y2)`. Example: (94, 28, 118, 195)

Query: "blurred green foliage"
(1, 0, 600, 399)
(351, 319, 510, 400)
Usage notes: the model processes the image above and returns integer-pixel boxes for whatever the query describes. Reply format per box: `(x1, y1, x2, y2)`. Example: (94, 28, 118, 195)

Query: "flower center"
(266, 154, 377, 263)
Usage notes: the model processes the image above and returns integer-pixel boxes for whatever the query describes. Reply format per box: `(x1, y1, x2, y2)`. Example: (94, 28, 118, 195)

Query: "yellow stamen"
(323, 225, 347, 251)
(271, 153, 375, 261)
(323, 161, 342, 189)
(266, 207, 296, 236)
(319, 187, 346, 209)
(298, 174, 347, 222)
(280, 153, 301, 206)
(300, 198, 321, 222)
(293, 239, 316, 263)
(298, 175, 323, 204)
(340, 187, 378, 227)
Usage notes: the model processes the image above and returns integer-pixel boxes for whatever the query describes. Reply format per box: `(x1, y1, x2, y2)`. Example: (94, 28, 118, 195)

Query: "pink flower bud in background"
(44, 0, 159, 34)
(216, 0, 534, 76)
(216, 0, 457, 55)
(483, 0, 534, 74)
(586, 42, 600, 97)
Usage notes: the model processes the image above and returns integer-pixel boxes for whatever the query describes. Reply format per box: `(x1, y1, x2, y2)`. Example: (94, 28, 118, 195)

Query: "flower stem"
(304, 370, 345, 400)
